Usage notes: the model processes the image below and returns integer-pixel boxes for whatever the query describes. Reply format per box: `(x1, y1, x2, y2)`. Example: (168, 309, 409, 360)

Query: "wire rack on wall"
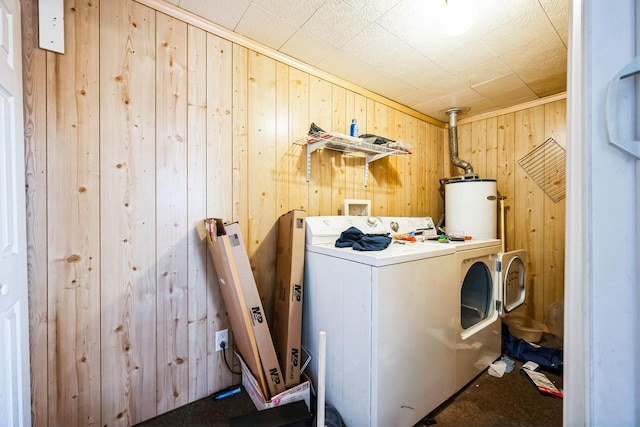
(517, 137, 566, 202)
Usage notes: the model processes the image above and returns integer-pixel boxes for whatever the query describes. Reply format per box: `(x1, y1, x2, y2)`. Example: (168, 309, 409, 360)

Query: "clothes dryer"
(453, 242, 527, 391)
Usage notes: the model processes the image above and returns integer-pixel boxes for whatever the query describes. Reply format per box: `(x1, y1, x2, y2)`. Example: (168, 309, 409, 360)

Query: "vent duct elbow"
(447, 108, 475, 177)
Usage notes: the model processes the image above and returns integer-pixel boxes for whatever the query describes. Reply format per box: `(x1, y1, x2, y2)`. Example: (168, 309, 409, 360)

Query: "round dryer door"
(460, 261, 493, 330)
(501, 251, 526, 313)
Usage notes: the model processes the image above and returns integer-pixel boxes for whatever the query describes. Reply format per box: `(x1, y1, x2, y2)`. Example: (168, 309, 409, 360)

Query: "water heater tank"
(445, 179, 497, 239)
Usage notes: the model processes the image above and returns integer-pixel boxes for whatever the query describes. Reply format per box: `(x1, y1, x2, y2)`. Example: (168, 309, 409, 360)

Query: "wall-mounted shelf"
(295, 132, 409, 186)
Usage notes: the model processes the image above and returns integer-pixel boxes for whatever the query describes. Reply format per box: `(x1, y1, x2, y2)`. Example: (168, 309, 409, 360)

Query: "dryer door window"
(502, 256, 526, 313)
(461, 261, 493, 329)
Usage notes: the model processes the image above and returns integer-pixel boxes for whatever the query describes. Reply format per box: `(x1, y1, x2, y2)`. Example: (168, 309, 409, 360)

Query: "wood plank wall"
(21, 0, 451, 425)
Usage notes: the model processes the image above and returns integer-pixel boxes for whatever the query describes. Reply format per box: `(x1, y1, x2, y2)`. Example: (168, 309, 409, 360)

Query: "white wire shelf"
(295, 131, 410, 186)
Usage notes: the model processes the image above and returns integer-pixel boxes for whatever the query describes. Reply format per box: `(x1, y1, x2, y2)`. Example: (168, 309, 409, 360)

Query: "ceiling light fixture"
(440, 0, 478, 37)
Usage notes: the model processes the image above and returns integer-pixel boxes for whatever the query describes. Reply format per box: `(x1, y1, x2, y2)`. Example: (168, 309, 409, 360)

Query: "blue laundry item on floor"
(500, 355, 516, 373)
(335, 227, 392, 251)
(503, 326, 563, 370)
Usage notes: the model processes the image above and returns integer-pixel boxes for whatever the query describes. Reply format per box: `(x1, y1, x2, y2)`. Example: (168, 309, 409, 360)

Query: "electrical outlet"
(215, 329, 228, 352)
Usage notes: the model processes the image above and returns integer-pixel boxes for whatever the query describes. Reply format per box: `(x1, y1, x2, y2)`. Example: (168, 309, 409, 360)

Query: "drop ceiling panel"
(251, 0, 325, 26)
(177, 0, 251, 30)
(302, 0, 370, 48)
(280, 29, 337, 66)
(455, 57, 512, 87)
(433, 39, 496, 75)
(235, 3, 298, 50)
(488, 85, 538, 108)
(472, 73, 527, 97)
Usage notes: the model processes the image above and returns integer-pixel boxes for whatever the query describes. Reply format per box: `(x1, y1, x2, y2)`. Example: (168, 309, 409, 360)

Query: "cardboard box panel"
(205, 218, 268, 397)
(273, 210, 306, 387)
(237, 353, 310, 412)
(207, 219, 284, 398)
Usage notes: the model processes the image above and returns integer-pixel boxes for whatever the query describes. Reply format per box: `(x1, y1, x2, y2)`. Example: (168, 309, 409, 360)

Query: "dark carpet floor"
(136, 334, 563, 427)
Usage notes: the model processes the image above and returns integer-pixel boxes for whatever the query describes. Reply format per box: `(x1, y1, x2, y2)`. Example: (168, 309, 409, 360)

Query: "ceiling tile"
(235, 3, 298, 50)
(526, 72, 567, 97)
(341, 24, 429, 78)
(455, 57, 512, 87)
(421, 75, 469, 100)
(437, 87, 485, 108)
(412, 97, 451, 121)
(302, 0, 370, 48)
(280, 29, 338, 66)
(395, 58, 449, 88)
(488, 85, 538, 107)
(470, 0, 539, 36)
(500, 43, 567, 86)
(317, 48, 390, 88)
(480, 5, 559, 56)
(377, 0, 477, 59)
(177, 0, 251, 29)
(251, 0, 325, 27)
(464, 97, 499, 116)
(343, 0, 403, 21)
(433, 38, 496, 75)
(472, 73, 526, 97)
(539, 0, 569, 45)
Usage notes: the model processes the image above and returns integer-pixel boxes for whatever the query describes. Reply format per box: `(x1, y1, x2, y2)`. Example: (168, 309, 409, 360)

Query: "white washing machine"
(452, 242, 526, 392)
(303, 216, 457, 427)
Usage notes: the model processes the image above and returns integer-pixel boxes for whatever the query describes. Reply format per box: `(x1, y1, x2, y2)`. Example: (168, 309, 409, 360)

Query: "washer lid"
(498, 250, 526, 315)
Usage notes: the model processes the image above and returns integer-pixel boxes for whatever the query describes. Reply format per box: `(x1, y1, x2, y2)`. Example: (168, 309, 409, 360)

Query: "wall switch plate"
(215, 329, 228, 352)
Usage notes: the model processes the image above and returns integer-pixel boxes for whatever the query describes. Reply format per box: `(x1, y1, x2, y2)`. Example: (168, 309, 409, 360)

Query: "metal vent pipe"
(446, 108, 475, 176)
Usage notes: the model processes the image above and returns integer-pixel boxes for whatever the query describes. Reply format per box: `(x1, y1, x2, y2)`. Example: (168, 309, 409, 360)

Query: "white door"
(0, 0, 32, 425)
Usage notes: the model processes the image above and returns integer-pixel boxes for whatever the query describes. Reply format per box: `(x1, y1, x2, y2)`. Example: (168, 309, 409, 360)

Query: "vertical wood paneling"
(21, 0, 49, 424)
(155, 12, 189, 413)
(485, 117, 498, 181)
(405, 115, 418, 216)
(46, 1, 101, 425)
(207, 33, 235, 388)
(276, 61, 290, 215)
(456, 123, 472, 176)
(514, 106, 547, 320)
(185, 24, 209, 401)
(99, 0, 157, 424)
(307, 77, 332, 216)
(232, 44, 248, 229)
(388, 110, 404, 216)
(330, 85, 347, 215)
(418, 121, 430, 217)
(370, 102, 389, 216)
(206, 34, 233, 222)
(470, 120, 487, 177)
(247, 51, 277, 314)
(287, 67, 309, 211)
(543, 99, 566, 311)
(496, 113, 516, 250)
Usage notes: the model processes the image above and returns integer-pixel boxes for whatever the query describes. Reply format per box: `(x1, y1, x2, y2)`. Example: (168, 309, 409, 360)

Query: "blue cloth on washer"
(335, 226, 392, 251)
